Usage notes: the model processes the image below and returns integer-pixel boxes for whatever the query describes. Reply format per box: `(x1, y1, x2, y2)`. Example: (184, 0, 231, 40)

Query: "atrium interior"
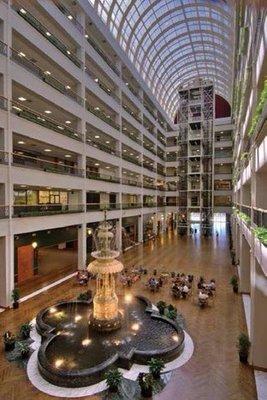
(0, 0, 266, 399)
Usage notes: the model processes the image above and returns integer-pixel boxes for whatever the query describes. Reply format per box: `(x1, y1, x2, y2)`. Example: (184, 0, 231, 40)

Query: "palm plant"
(148, 357, 165, 379)
(237, 333, 251, 363)
(19, 323, 32, 339)
(104, 368, 123, 392)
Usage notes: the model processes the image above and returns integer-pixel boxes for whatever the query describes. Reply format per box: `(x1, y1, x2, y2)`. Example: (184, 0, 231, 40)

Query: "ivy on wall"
(248, 79, 267, 137)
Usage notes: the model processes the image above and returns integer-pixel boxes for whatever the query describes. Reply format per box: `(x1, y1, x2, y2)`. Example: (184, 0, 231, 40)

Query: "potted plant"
(11, 288, 20, 309)
(104, 368, 123, 393)
(138, 373, 154, 398)
(237, 333, 251, 363)
(19, 323, 32, 340)
(148, 357, 165, 380)
(17, 341, 30, 359)
(166, 304, 177, 320)
(156, 301, 166, 315)
(3, 331, 16, 351)
(230, 275, 239, 293)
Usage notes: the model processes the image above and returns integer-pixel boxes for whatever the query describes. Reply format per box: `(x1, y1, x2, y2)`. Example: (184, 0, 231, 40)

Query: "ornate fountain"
(35, 214, 185, 388)
(88, 213, 123, 331)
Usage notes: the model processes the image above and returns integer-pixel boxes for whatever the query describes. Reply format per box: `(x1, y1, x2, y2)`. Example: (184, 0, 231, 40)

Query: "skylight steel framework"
(88, 0, 235, 119)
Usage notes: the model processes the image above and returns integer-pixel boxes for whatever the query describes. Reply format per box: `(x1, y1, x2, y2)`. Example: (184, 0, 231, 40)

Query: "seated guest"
(182, 284, 189, 298)
(210, 279, 216, 290)
(198, 291, 209, 306)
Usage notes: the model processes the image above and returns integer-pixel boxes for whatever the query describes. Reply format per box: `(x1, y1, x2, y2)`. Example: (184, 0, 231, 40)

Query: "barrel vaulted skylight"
(88, 0, 235, 119)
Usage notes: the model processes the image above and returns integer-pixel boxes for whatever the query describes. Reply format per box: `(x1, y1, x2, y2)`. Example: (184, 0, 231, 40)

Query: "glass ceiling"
(88, 0, 235, 119)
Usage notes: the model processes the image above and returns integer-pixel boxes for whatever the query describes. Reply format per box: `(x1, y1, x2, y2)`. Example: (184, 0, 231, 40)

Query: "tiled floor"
(0, 227, 258, 400)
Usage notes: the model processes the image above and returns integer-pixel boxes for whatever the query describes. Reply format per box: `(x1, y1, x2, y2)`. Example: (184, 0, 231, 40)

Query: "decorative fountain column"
(88, 214, 123, 331)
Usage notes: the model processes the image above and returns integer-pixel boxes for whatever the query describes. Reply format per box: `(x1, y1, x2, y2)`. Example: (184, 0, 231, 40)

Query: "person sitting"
(198, 291, 209, 307)
(77, 269, 89, 285)
(197, 276, 205, 289)
(210, 279, 216, 290)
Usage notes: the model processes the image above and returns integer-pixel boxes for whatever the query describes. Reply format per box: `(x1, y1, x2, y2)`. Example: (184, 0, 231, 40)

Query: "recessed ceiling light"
(106, 166, 110, 169)
(18, 97, 27, 101)
(12, 106, 22, 111)
(57, 126, 64, 130)
(94, 78, 99, 83)
(18, 52, 26, 57)
(130, 153, 133, 155)
(65, 154, 71, 158)
(65, 85, 71, 90)
(44, 70, 51, 75)
(85, 34, 89, 39)
(17, 151, 24, 155)
(44, 110, 52, 114)
(37, 116, 45, 121)
(67, 50, 71, 55)
(68, 15, 73, 20)
(94, 135, 100, 139)
(65, 120, 71, 124)
(94, 107, 100, 111)
(123, 149, 127, 152)
(44, 148, 52, 152)
(105, 141, 110, 144)
(46, 31, 51, 37)
(18, 140, 25, 144)
(20, 8, 26, 14)
(220, 147, 223, 150)
(94, 163, 99, 166)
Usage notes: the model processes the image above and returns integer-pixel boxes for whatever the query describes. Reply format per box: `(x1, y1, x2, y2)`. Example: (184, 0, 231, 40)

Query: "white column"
(239, 234, 251, 293)
(116, 219, 122, 251)
(138, 214, 143, 242)
(78, 224, 87, 270)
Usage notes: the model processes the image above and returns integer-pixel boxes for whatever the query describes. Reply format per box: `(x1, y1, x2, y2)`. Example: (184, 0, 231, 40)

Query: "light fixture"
(18, 140, 25, 144)
(106, 166, 110, 169)
(85, 34, 89, 39)
(87, 228, 92, 235)
(12, 106, 22, 111)
(65, 85, 71, 90)
(46, 31, 51, 37)
(68, 15, 73, 20)
(65, 120, 71, 124)
(75, 315, 82, 322)
(55, 359, 64, 368)
(105, 140, 110, 144)
(20, 8, 26, 14)
(94, 163, 99, 166)
(44, 148, 52, 152)
(94, 107, 100, 111)
(67, 50, 71, 55)
(82, 338, 91, 346)
(44, 70, 51, 75)
(32, 241, 38, 249)
(18, 52, 26, 57)
(65, 154, 71, 158)
(94, 78, 99, 83)
(94, 135, 100, 139)
(57, 125, 64, 130)
(44, 110, 52, 114)
(18, 97, 27, 102)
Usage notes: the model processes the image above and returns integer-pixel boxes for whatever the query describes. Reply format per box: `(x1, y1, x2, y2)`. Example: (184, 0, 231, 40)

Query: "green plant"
(17, 341, 30, 358)
(11, 288, 20, 303)
(230, 275, 238, 293)
(248, 79, 267, 137)
(139, 373, 154, 397)
(237, 333, 250, 363)
(104, 368, 122, 392)
(156, 301, 166, 315)
(3, 331, 16, 351)
(252, 226, 267, 246)
(166, 308, 177, 320)
(167, 304, 176, 312)
(148, 358, 165, 379)
(77, 291, 90, 301)
(19, 323, 32, 339)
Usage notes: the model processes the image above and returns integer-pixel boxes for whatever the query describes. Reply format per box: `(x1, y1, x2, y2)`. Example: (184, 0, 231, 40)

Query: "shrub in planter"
(104, 368, 122, 393)
(11, 288, 20, 309)
(138, 373, 154, 398)
(237, 333, 251, 363)
(3, 331, 16, 351)
(230, 275, 239, 293)
(148, 357, 165, 379)
(156, 301, 166, 315)
(17, 341, 30, 359)
(19, 323, 32, 340)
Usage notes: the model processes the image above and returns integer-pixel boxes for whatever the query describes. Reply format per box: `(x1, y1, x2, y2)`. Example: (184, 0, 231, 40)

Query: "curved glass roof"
(88, 0, 235, 119)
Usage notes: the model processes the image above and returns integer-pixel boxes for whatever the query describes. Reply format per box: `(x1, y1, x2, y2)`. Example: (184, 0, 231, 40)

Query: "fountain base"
(89, 314, 122, 332)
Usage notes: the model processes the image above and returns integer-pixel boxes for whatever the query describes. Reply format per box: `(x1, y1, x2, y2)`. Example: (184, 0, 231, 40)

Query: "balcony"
(0, 205, 9, 219)
(12, 153, 84, 177)
(11, 48, 84, 105)
(0, 95, 8, 110)
(87, 139, 120, 157)
(143, 202, 157, 208)
(253, 207, 267, 227)
(121, 178, 142, 187)
(122, 129, 142, 145)
(11, 100, 83, 141)
(143, 163, 156, 172)
(86, 36, 119, 76)
(122, 202, 142, 209)
(0, 40, 7, 56)
(122, 104, 142, 124)
(143, 183, 157, 190)
(85, 69, 120, 104)
(122, 154, 142, 166)
(14, 4, 82, 68)
(54, 1, 84, 33)
(86, 171, 120, 183)
(86, 203, 120, 211)
(13, 203, 84, 217)
(86, 102, 120, 131)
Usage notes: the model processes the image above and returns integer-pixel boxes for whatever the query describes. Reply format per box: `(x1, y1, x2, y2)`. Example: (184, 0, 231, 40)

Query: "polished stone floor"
(0, 226, 257, 400)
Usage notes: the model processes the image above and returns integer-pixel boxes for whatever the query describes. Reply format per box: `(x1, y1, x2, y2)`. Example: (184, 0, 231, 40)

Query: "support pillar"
(138, 214, 143, 242)
(116, 219, 122, 251)
(78, 223, 87, 270)
(239, 235, 251, 293)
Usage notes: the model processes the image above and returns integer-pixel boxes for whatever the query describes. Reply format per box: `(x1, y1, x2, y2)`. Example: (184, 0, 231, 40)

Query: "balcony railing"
(143, 101, 155, 118)
(122, 129, 142, 145)
(86, 203, 120, 211)
(11, 100, 83, 141)
(0, 95, 8, 110)
(122, 202, 142, 209)
(143, 202, 157, 208)
(0, 40, 7, 56)
(85, 70, 120, 104)
(143, 163, 156, 172)
(86, 101, 120, 131)
(85, 36, 119, 76)
(14, 4, 82, 68)
(54, 1, 84, 33)
(13, 203, 84, 217)
(253, 207, 267, 228)
(86, 139, 120, 157)
(86, 171, 121, 183)
(143, 183, 157, 190)
(12, 153, 84, 177)
(0, 205, 9, 219)
(121, 178, 142, 187)
(122, 104, 142, 124)
(0, 150, 9, 164)
(122, 154, 142, 166)
(10, 48, 84, 105)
